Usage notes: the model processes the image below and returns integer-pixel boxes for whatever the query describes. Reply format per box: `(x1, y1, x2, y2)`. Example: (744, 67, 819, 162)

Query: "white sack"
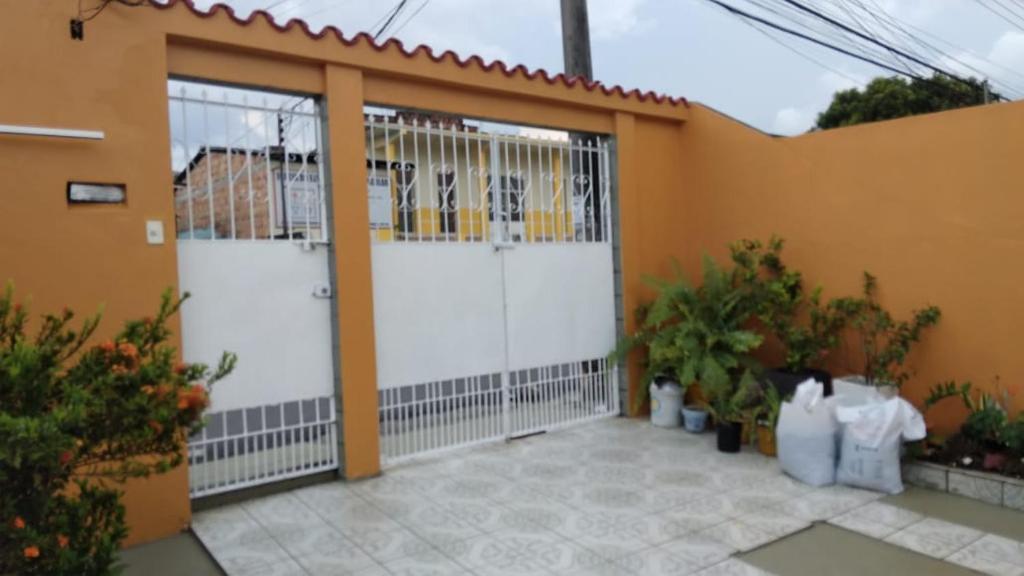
(776, 379, 839, 487)
(835, 397, 926, 494)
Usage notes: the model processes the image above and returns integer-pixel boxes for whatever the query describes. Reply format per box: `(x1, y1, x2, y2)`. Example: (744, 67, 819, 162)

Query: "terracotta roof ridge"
(151, 0, 689, 108)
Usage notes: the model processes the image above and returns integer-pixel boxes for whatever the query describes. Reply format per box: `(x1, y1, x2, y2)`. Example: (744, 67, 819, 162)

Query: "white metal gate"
(168, 80, 339, 497)
(366, 112, 618, 465)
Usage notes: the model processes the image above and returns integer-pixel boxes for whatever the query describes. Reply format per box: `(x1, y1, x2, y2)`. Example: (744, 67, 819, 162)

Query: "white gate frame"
(365, 112, 620, 466)
(169, 79, 341, 498)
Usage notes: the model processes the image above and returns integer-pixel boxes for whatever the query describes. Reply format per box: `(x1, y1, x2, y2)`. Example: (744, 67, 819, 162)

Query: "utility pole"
(560, 0, 593, 80)
(559, 0, 600, 242)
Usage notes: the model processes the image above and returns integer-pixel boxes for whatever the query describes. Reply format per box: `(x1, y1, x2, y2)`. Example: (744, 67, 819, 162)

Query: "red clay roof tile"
(152, 0, 688, 108)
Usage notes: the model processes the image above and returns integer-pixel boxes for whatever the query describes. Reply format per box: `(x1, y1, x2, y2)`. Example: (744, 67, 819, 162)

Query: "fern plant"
(612, 255, 763, 414)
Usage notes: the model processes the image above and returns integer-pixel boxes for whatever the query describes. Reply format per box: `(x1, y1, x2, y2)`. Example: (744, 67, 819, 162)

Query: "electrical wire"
(704, 0, 993, 105)
(77, 0, 146, 22)
(390, 0, 431, 37)
(373, 0, 410, 40)
(742, 16, 865, 86)
(854, 0, 1024, 94)
(974, 0, 1024, 32)
(776, 0, 1000, 98)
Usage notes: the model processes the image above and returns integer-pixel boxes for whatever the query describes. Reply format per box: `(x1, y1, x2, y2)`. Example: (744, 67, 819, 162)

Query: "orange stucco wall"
(0, 0, 685, 544)
(678, 101, 1024, 427)
(3, 0, 1021, 548)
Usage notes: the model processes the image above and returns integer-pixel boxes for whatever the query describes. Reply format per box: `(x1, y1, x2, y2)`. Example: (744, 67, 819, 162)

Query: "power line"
(374, 0, 410, 40)
(738, 13, 864, 86)
(857, 0, 1024, 91)
(841, 0, 1023, 98)
(703, 0, 991, 105)
(738, 0, 919, 78)
(776, 0, 1002, 99)
(974, 0, 1024, 32)
(391, 0, 431, 37)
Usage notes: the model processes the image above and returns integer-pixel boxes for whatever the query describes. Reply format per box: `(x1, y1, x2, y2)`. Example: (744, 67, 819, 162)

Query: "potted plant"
(702, 370, 762, 453)
(753, 383, 787, 457)
(612, 255, 764, 437)
(675, 254, 763, 450)
(839, 272, 941, 397)
(611, 286, 691, 428)
(731, 237, 856, 398)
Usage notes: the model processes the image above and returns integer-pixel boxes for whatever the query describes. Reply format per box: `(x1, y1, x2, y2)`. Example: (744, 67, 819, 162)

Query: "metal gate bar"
(169, 79, 340, 497)
(188, 396, 338, 498)
(378, 357, 617, 465)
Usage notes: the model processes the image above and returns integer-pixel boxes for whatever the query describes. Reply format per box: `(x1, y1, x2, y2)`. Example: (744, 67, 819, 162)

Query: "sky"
(185, 0, 1024, 135)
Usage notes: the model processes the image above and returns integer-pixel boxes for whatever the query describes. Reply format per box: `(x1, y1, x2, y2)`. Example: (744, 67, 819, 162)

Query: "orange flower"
(148, 419, 164, 435)
(111, 365, 129, 375)
(156, 383, 173, 399)
(12, 517, 25, 529)
(118, 342, 139, 359)
(98, 340, 115, 354)
(177, 384, 209, 412)
(57, 535, 69, 549)
(23, 546, 39, 559)
(173, 362, 189, 375)
(141, 385, 156, 396)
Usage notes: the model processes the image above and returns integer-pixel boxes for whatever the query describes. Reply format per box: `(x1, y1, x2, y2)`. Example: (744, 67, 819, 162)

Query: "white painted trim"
(0, 124, 105, 140)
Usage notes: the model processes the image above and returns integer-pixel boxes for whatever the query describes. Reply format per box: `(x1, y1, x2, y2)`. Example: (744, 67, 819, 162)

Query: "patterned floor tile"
(235, 558, 308, 576)
(191, 505, 272, 551)
(697, 520, 777, 552)
(828, 501, 922, 540)
(345, 526, 435, 563)
(884, 518, 984, 559)
(691, 558, 774, 576)
(384, 549, 472, 576)
(946, 534, 1024, 576)
(616, 546, 701, 576)
(660, 533, 736, 571)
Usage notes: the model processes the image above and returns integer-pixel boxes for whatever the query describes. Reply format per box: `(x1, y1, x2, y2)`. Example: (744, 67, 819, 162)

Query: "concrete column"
(324, 64, 380, 478)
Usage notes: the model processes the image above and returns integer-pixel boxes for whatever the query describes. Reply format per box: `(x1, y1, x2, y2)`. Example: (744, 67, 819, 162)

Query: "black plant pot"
(716, 421, 743, 453)
(763, 367, 833, 399)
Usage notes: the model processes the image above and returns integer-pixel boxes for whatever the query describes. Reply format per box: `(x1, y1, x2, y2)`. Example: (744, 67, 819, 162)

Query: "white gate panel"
(177, 242, 334, 410)
(503, 243, 615, 371)
(371, 243, 506, 389)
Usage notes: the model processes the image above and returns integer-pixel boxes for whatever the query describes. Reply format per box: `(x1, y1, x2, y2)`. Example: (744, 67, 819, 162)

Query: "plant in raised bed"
(844, 272, 941, 393)
(730, 236, 857, 398)
(0, 286, 236, 575)
(921, 379, 1022, 478)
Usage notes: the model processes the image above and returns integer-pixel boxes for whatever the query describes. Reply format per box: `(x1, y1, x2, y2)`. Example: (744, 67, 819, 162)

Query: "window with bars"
(488, 175, 524, 223)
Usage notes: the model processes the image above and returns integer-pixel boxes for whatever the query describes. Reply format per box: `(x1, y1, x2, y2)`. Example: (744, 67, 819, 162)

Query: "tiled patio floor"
(192, 417, 1024, 575)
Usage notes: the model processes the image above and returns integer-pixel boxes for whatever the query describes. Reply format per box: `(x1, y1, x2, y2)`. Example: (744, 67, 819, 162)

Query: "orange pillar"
(324, 64, 381, 478)
(614, 111, 642, 415)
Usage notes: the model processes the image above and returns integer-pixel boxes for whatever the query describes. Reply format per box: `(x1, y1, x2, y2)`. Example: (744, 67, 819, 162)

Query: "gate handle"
(492, 242, 516, 252)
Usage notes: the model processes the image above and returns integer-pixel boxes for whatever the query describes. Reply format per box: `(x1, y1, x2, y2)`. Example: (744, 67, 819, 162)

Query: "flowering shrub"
(0, 286, 235, 575)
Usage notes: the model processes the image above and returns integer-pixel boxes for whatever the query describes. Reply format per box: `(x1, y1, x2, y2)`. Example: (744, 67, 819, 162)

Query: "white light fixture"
(0, 124, 104, 141)
(68, 182, 125, 204)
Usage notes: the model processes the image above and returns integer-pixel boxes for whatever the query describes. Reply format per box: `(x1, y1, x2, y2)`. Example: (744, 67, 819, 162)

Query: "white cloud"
(772, 107, 811, 135)
(989, 30, 1024, 71)
(588, 0, 650, 40)
(770, 70, 866, 135)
